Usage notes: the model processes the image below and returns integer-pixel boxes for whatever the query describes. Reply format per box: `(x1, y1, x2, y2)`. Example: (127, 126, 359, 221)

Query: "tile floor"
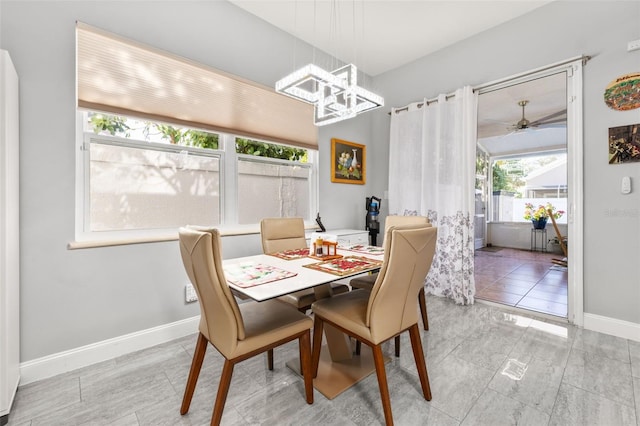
(475, 247, 568, 318)
(6, 296, 639, 425)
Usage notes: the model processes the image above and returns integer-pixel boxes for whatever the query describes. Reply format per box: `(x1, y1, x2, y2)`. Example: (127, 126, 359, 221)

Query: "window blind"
(76, 22, 317, 149)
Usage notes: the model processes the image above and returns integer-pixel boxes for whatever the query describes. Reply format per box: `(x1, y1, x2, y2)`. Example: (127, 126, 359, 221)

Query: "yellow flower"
(523, 203, 564, 220)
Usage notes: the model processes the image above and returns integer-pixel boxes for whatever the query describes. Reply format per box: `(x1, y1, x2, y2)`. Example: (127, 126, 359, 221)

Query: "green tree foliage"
(89, 113, 221, 149)
(148, 123, 184, 145)
(146, 124, 219, 149)
(89, 114, 130, 137)
(236, 138, 307, 162)
(492, 162, 510, 191)
(492, 160, 525, 193)
(89, 113, 307, 162)
(476, 155, 488, 176)
(185, 130, 219, 149)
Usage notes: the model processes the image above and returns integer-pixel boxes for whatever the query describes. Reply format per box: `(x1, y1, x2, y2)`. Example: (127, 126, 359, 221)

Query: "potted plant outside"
(523, 202, 564, 229)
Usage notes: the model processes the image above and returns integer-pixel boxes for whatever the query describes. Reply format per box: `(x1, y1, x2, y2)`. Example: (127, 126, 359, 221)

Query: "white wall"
(488, 222, 568, 254)
(369, 1, 640, 325)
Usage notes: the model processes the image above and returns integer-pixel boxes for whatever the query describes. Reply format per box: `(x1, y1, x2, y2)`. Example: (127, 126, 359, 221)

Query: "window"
(237, 156, 311, 224)
(76, 113, 317, 241)
(490, 153, 567, 224)
(75, 23, 319, 243)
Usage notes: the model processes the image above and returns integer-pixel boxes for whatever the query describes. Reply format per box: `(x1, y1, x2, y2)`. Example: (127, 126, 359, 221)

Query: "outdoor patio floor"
(474, 247, 568, 318)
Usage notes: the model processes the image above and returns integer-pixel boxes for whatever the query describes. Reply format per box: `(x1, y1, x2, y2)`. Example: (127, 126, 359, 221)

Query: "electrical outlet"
(628, 39, 640, 52)
(185, 283, 198, 303)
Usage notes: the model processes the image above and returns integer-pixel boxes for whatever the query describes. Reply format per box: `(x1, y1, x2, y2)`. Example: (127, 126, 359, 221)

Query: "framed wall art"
(331, 138, 365, 184)
(609, 123, 640, 164)
(604, 73, 640, 111)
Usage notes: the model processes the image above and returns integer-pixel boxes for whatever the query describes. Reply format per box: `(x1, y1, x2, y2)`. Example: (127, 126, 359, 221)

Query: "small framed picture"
(609, 123, 640, 164)
(331, 138, 365, 184)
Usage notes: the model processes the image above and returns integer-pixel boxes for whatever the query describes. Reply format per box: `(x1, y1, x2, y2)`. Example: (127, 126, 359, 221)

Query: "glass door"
(474, 149, 489, 249)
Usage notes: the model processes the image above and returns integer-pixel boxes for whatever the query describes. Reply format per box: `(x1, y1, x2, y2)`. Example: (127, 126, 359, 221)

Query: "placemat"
(339, 244, 385, 256)
(304, 256, 383, 276)
(224, 262, 297, 288)
(268, 248, 310, 260)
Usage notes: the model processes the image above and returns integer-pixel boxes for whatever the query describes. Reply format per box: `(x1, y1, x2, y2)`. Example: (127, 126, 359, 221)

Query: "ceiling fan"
(510, 100, 566, 131)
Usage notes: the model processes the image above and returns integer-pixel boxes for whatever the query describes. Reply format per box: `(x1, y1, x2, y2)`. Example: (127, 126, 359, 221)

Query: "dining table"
(223, 244, 385, 399)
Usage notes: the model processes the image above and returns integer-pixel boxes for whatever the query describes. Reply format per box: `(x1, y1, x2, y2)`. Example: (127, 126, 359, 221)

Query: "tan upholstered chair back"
(366, 224, 437, 343)
(384, 215, 431, 233)
(178, 227, 245, 358)
(260, 217, 307, 253)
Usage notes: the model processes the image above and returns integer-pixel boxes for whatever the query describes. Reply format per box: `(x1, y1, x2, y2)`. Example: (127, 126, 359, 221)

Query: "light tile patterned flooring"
(475, 247, 568, 318)
(6, 296, 640, 425)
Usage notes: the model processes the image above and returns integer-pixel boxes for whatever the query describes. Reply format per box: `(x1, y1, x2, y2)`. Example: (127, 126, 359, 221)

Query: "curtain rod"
(390, 94, 456, 115)
(389, 54, 591, 116)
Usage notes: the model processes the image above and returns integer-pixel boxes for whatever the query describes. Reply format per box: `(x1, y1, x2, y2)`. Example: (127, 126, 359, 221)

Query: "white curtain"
(389, 86, 477, 305)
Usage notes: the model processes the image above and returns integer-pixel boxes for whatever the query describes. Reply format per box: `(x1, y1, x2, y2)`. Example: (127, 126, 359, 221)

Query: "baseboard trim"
(19, 316, 199, 385)
(583, 313, 640, 342)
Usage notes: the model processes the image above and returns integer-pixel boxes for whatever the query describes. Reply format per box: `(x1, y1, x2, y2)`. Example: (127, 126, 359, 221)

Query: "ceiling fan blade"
(529, 109, 566, 126)
(483, 118, 514, 125)
(533, 118, 567, 126)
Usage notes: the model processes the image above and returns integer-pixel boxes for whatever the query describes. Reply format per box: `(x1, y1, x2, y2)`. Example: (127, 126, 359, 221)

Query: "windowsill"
(67, 223, 323, 249)
(68, 235, 179, 250)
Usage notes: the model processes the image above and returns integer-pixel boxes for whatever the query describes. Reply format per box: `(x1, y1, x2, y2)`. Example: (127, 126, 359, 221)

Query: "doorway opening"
(472, 58, 585, 324)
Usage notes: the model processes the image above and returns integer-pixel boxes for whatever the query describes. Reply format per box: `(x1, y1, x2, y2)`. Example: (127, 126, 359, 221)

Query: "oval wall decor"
(604, 73, 640, 111)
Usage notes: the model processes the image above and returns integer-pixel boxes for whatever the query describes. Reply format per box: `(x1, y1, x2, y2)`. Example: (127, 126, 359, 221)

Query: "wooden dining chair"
(178, 227, 314, 425)
(350, 215, 431, 356)
(260, 217, 349, 313)
(311, 223, 437, 426)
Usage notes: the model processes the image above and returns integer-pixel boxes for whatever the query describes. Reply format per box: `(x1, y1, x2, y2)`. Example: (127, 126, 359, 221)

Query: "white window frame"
(74, 112, 319, 244)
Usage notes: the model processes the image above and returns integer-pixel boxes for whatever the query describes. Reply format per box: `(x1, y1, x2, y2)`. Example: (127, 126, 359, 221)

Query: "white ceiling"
(229, 0, 566, 155)
(477, 71, 567, 134)
(477, 71, 567, 156)
(229, 0, 553, 77)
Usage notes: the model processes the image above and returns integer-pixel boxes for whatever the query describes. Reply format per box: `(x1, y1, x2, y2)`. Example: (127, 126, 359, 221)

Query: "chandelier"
(276, 63, 383, 126)
(274, 2, 384, 126)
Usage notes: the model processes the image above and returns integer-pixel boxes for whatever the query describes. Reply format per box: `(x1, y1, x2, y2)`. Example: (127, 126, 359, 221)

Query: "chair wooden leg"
(297, 332, 305, 375)
(181, 332, 207, 415)
(372, 344, 394, 426)
(267, 349, 274, 371)
(299, 330, 314, 404)
(409, 324, 432, 401)
(296, 305, 310, 371)
(311, 315, 324, 378)
(394, 336, 400, 357)
(211, 359, 234, 426)
(418, 288, 429, 331)
(355, 339, 361, 355)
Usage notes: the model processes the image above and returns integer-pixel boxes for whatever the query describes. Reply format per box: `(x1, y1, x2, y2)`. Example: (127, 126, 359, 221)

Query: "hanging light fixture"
(275, 1, 384, 126)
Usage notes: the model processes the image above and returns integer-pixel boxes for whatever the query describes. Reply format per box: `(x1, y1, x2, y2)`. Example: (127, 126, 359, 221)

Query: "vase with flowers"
(523, 202, 564, 229)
